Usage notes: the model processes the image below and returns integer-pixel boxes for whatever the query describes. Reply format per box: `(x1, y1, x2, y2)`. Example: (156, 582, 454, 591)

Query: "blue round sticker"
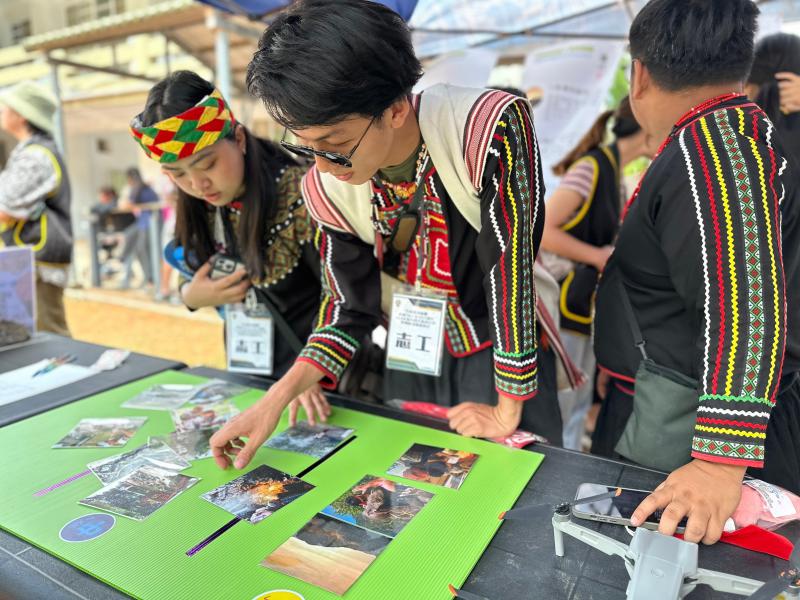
(59, 513, 116, 542)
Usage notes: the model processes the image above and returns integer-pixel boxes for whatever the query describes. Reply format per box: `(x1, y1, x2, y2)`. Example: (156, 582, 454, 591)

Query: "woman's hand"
(181, 261, 250, 309)
(591, 245, 615, 272)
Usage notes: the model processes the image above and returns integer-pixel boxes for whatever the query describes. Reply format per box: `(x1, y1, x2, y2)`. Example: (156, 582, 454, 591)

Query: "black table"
(0, 333, 184, 427)
(0, 366, 794, 600)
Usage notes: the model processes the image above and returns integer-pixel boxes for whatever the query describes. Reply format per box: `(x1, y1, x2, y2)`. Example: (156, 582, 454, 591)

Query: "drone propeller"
(448, 583, 490, 600)
(745, 538, 800, 600)
(499, 488, 622, 521)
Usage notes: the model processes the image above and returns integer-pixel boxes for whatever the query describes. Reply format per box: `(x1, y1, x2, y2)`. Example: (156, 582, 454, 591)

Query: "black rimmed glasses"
(280, 116, 376, 168)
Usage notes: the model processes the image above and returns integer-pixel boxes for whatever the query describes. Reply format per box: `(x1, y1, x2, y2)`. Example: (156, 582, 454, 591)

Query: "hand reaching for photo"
(210, 362, 326, 470)
(209, 397, 283, 470)
(288, 383, 331, 427)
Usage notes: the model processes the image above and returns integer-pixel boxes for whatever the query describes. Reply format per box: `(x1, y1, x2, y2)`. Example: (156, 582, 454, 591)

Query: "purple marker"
(33, 470, 92, 497)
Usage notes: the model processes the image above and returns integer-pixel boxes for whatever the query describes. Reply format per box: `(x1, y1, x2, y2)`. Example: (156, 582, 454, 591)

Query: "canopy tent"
(16, 0, 800, 188)
(199, 0, 800, 58)
(198, 0, 418, 21)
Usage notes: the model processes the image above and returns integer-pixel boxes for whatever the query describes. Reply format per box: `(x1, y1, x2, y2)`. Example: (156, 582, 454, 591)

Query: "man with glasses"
(209, 0, 556, 470)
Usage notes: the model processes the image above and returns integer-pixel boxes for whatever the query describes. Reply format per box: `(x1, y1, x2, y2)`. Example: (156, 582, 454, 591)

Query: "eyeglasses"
(280, 116, 376, 169)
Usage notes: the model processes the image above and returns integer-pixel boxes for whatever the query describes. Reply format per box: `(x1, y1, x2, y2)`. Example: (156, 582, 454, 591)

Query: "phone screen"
(572, 483, 688, 530)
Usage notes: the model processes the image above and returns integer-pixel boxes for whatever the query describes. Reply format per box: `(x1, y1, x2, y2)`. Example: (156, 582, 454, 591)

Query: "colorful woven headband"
(130, 89, 236, 164)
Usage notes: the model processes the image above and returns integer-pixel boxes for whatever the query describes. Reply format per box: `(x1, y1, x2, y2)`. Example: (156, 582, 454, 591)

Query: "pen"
(32, 354, 77, 378)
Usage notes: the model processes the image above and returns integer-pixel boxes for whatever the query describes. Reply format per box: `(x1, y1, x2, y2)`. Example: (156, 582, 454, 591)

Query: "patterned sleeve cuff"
(691, 393, 771, 468)
(494, 350, 538, 400)
(690, 444, 764, 468)
(296, 327, 360, 390)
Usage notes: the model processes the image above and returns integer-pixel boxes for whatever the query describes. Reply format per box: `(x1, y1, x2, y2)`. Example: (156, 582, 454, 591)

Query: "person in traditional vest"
(209, 0, 550, 470)
(540, 96, 653, 450)
(593, 0, 800, 544)
(0, 81, 72, 336)
(130, 71, 326, 412)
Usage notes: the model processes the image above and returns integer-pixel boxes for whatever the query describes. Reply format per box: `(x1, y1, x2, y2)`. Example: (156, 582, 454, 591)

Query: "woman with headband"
(130, 70, 328, 423)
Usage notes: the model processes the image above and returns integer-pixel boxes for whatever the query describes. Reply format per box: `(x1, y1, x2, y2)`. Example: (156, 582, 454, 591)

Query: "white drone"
(451, 488, 800, 600)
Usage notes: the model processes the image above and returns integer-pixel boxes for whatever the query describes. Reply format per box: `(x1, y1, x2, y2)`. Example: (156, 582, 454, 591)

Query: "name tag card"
(225, 303, 274, 376)
(385, 292, 446, 377)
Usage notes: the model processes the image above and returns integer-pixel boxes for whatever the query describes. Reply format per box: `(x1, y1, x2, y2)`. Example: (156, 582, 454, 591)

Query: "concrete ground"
(64, 238, 225, 368)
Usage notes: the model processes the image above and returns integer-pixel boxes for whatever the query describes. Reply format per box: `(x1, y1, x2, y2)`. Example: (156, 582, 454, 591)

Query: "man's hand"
(181, 261, 250, 309)
(209, 394, 284, 470)
(447, 393, 523, 438)
(288, 383, 331, 426)
(0, 211, 16, 226)
(209, 362, 325, 470)
(631, 459, 746, 544)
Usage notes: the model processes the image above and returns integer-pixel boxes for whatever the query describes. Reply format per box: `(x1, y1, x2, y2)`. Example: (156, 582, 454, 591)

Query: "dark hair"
(247, 0, 423, 128)
(140, 70, 297, 280)
(26, 122, 51, 138)
(749, 33, 800, 125)
(629, 0, 759, 91)
(126, 167, 143, 185)
(553, 96, 640, 176)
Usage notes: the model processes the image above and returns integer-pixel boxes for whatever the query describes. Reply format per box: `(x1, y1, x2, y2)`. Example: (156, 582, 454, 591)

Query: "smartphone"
(571, 483, 687, 534)
(209, 253, 245, 281)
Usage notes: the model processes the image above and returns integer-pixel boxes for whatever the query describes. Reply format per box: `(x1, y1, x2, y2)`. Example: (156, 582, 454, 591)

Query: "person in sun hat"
(0, 80, 73, 336)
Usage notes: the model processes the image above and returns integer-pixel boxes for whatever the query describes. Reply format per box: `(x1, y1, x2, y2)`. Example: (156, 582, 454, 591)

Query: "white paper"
(521, 40, 626, 196)
(0, 360, 94, 406)
(414, 47, 498, 92)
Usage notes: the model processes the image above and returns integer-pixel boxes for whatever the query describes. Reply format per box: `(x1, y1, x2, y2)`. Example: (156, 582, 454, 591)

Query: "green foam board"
(0, 371, 543, 600)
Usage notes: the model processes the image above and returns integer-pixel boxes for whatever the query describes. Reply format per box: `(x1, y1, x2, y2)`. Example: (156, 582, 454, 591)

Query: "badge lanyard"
(382, 147, 447, 376)
(217, 207, 275, 376)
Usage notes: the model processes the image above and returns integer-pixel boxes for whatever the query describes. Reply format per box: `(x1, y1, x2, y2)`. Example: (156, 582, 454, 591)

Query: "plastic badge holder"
(725, 479, 800, 532)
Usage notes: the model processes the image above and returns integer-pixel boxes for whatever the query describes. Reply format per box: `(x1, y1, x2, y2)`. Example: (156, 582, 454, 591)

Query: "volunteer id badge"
(386, 292, 446, 376)
(225, 302, 274, 376)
